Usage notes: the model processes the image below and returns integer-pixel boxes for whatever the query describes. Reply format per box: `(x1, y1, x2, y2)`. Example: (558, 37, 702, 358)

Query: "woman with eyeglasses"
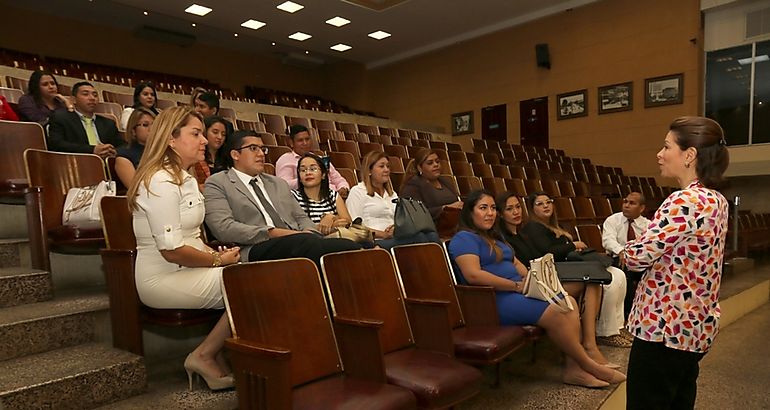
(114, 107, 155, 189)
(515, 191, 629, 364)
(292, 153, 352, 235)
(128, 107, 241, 392)
(192, 116, 229, 189)
(448, 190, 625, 388)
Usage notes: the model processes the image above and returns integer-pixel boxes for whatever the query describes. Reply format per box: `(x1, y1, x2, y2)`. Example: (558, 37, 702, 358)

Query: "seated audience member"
(292, 153, 352, 235)
(400, 148, 463, 222)
(276, 125, 350, 198)
(190, 87, 208, 107)
(16, 70, 73, 124)
(114, 107, 155, 188)
(346, 151, 440, 249)
(47, 81, 123, 158)
(127, 107, 241, 391)
(192, 116, 229, 188)
(0, 95, 19, 121)
(515, 191, 630, 350)
(120, 81, 159, 130)
(449, 190, 626, 388)
(601, 191, 651, 318)
(203, 131, 361, 267)
(193, 92, 220, 118)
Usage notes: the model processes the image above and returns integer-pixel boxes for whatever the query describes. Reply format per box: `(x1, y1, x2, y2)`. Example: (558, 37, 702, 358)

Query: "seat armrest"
(225, 338, 292, 410)
(454, 285, 500, 327)
(24, 186, 48, 271)
(404, 297, 454, 357)
(100, 248, 143, 355)
(333, 316, 387, 383)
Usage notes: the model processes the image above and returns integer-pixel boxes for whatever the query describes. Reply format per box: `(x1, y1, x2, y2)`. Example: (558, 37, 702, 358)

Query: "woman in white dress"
(127, 107, 240, 391)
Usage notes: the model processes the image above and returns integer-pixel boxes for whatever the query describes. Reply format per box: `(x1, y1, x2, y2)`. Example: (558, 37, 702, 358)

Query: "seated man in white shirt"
(276, 125, 351, 199)
(602, 191, 651, 318)
(203, 130, 360, 267)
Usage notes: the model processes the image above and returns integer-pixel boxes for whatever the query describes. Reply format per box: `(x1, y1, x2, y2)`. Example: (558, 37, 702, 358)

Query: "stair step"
(0, 291, 108, 361)
(0, 238, 30, 269)
(0, 203, 29, 239)
(0, 267, 53, 308)
(0, 343, 146, 410)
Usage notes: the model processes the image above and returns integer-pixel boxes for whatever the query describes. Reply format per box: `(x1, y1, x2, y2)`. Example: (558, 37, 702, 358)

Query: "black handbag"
(555, 261, 613, 284)
(566, 248, 613, 268)
(392, 198, 436, 239)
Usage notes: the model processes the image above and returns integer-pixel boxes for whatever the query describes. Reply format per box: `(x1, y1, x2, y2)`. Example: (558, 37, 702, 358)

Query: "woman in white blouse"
(346, 151, 439, 249)
(127, 107, 240, 391)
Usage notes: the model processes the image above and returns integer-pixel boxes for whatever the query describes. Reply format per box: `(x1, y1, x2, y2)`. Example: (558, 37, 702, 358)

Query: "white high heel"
(184, 353, 235, 391)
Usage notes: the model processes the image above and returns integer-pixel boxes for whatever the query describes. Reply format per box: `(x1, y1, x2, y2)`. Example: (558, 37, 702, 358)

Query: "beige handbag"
(325, 218, 374, 243)
(523, 253, 574, 312)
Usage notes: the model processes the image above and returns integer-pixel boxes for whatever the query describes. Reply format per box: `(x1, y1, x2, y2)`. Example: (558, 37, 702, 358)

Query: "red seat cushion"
(384, 348, 481, 409)
(293, 375, 417, 410)
(452, 325, 528, 363)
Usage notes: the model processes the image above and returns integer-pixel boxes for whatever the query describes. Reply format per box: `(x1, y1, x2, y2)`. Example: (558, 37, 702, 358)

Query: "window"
(752, 40, 770, 144)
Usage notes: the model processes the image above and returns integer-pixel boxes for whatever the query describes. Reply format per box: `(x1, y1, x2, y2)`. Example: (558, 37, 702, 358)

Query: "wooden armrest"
(333, 315, 386, 383)
(99, 248, 143, 355)
(404, 297, 454, 357)
(24, 186, 48, 271)
(225, 338, 292, 410)
(454, 285, 500, 327)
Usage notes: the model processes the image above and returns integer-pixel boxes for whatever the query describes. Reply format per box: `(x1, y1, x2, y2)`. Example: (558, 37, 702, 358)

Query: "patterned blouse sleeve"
(624, 190, 697, 270)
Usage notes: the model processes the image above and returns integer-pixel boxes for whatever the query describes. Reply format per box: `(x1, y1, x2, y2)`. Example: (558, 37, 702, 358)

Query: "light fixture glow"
(234, 33, 239, 37)
(368, 30, 391, 40)
(143, 10, 149, 16)
(738, 55, 770, 65)
(271, 42, 276, 46)
(241, 19, 266, 30)
(191, 23, 197, 27)
(277, 1, 304, 13)
(326, 16, 350, 27)
(288, 32, 312, 41)
(330, 43, 352, 52)
(305, 50, 310, 54)
(185, 4, 212, 16)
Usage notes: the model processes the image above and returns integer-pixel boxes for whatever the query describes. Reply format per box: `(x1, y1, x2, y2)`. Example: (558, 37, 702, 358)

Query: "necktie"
(83, 117, 98, 145)
(626, 218, 636, 242)
(249, 178, 289, 229)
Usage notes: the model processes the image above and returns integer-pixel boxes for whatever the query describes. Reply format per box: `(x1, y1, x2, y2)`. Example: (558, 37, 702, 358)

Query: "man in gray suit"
(203, 130, 360, 266)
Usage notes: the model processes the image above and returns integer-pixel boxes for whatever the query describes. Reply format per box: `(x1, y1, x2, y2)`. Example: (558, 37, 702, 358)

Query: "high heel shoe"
(184, 353, 235, 391)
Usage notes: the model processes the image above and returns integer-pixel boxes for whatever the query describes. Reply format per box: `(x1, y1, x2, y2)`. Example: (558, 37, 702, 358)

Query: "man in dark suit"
(47, 81, 123, 158)
(203, 130, 360, 266)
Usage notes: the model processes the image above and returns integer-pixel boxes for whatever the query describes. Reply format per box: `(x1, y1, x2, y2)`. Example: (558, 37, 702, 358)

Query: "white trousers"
(596, 266, 627, 336)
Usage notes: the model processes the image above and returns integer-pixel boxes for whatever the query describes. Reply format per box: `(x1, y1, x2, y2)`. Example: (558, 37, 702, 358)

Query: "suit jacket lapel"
(261, 176, 296, 230)
(228, 169, 259, 208)
(70, 112, 90, 144)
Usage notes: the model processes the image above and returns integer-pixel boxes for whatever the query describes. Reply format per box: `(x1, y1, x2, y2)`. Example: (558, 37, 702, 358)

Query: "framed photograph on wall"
(645, 73, 683, 107)
(557, 89, 588, 120)
(451, 111, 474, 135)
(598, 82, 633, 114)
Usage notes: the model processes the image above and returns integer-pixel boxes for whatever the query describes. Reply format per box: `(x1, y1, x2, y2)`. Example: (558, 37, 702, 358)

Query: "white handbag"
(523, 253, 574, 312)
(62, 180, 116, 228)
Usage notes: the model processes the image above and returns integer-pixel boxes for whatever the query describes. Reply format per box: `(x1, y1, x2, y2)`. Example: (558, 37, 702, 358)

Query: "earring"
(685, 162, 691, 168)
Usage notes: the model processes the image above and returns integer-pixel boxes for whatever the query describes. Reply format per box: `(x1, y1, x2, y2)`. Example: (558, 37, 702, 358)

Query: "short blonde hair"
(127, 107, 202, 210)
(360, 151, 393, 197)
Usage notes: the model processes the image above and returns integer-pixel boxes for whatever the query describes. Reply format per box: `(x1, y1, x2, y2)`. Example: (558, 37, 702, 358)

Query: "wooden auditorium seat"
(221, 259, 417, 410)
(329, 152, 359, 171)
(0, 120, 46, 204)
(321, 249, 483, 408)
(576, 225, 606, 253)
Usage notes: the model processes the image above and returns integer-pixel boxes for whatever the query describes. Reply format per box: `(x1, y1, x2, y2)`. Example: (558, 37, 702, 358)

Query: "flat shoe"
(604, 362, 622, 369)
(563, 373, 610, 389)
(597, 369, 627, 384)
(597, 334, 633, 348)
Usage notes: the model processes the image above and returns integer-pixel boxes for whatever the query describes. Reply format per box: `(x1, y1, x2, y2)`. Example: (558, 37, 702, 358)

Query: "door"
(519, 97, 549, 148)
(481, 104, 507, 142)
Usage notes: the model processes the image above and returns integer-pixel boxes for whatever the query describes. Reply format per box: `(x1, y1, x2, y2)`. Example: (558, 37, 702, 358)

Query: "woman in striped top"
(292, 153, 352, 235)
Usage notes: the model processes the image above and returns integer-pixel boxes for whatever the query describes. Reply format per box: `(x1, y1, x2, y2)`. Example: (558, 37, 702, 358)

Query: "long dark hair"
(669, 116, 729, 190)
(525, 191, 572, 240)
(296, 153, 332, 216)
(459, 189, 506, 262)
(132, 81, 159, 114)
(203, 115, 228, 171)
(495, 191, 523, 236)
(27, 70, 58, 106)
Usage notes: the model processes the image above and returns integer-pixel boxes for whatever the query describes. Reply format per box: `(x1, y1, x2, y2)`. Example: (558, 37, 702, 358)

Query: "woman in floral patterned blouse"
(623, 116, 729, 410)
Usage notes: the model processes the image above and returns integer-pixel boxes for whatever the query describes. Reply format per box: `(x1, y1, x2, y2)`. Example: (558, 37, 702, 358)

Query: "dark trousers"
(248, 233, 361, 267)
(627, 337, 705, 410)
(375, 231, 441, 250)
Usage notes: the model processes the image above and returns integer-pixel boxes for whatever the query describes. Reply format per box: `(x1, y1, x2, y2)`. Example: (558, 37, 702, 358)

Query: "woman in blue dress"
(448, 189, 625, 388)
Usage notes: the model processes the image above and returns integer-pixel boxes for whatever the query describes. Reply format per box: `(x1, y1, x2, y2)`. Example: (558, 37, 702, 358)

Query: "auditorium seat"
(0, 86, 22, 103)
(465, 152, 484, 164)
(388, 156, 405, 173)
(393, 136, 413, 146)
(0, 120, 47, 204)
(450, 161, 473, 177)
(572, 196, 598, 224)
(218, 107, 237, 124)
(591, 197, 613, 220)
(446, 142, 463, 152)
(5, 76, 28, 91)
(330, 140, 361, 163)
(411, 139, 430, 148)
(429, 141, 447, 151)
(359, 141, 385, 158)
(416, 131, 433, 140)
(509, 165, 526, 180)
(398, 129, 417, 139)
(553, 197, 577, 234)
(345, 132, 370, 143)
(471, 163, 493, 178)
(491, 164, 512, 179)
(286, 116, 311, 128)
(576, 225, 606, 253)
(321, 249, 483, 409)
(329, 151, 359, 170)
(358, 124, 379, 135)
(102, 90, 133, 107)
(524, 179, 543, 196)
(337, 167, 358, 187)
(260, 113, 288, 135)
(312, 118, 336, 131)
(236, 120, 267, 133)
(371, 134, 393, 145)
(390, 172, 405, 190)
(481, 177, 506, 196)
(384, 144, 408, 159)
(266, 145, 291, 164)
(337, 121, 358, 133)
(557, 180, 576, 197)
(541, 178, 561, 198)
(456, 176, 482, 199)
(155, 99, 177, 110)
(256, 132, 278, 146)
(504, 178, 527, 197)
(392, 243, 529, 387)
(379, 126, 398, 137)
(221, 259, 417, 410)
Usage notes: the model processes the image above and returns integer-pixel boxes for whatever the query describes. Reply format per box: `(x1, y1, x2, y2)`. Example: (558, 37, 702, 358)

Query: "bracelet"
(209, 250, 222, 267)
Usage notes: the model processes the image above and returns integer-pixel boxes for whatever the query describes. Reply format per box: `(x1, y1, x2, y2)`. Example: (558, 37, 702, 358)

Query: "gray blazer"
(204, 168, 316, 261)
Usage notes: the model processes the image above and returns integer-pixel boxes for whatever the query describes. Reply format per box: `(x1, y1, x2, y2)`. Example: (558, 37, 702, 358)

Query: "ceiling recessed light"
(271, 42, 276, 46)
(305, 50, 310, 54)
(191, 23, 196, 27)
(185, 4, 212, 16)
(288, 32, 312, 41)
(143, 10, 149, 16)
(330, 43, 352, 52)
(325, 16, 350, 27)
(241, 19, 265, 30)
(368, 30, 391, 40)
(277, 1, 304, 13)
(234, 33, 239, 37)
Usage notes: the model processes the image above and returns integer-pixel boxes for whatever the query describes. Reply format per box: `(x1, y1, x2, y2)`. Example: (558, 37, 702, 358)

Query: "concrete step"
(0, 238, 30, 269)
(0, 291, 110, 361)
(0, 203, 28, 239)
(0, 342, 146, 410)
(0, 267, 53, 308)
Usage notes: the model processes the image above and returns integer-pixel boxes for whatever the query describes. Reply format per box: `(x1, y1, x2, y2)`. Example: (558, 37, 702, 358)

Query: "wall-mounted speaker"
(535, 43, 551, 69)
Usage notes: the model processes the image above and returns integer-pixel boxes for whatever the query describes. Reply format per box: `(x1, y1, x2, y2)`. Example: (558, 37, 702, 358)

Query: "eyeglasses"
(299, 166, 321, 173)
(235, 144, 268, 154)
(534, 199, 554, 207)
